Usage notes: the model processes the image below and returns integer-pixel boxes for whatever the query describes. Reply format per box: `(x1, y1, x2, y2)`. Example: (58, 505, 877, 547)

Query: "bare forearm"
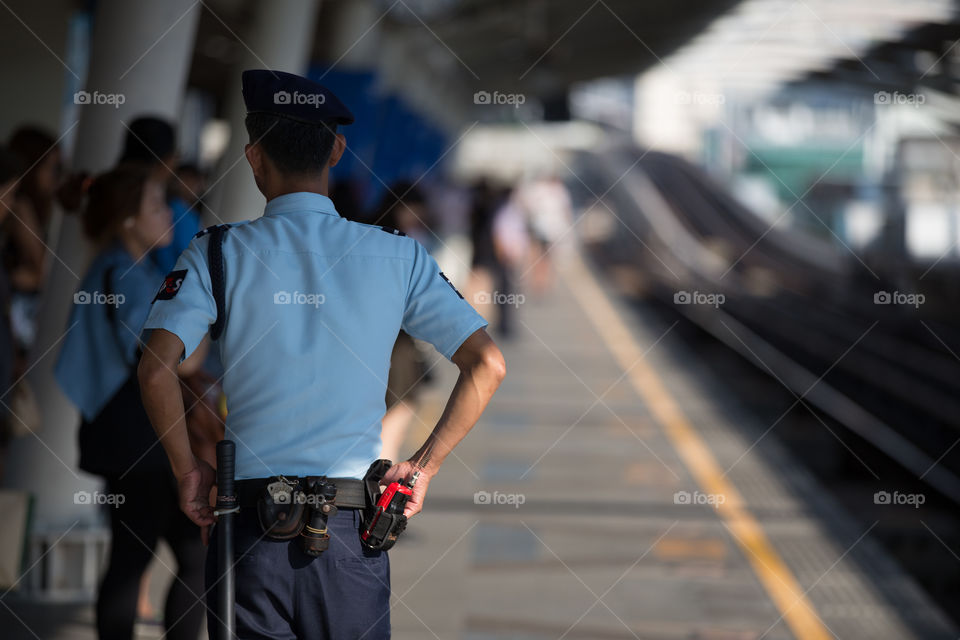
(412, 355, 503, 473)
(140, 365, 195, 478)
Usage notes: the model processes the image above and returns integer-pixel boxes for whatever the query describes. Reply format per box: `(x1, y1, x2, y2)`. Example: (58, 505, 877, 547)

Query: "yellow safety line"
(563, 254, 832, 640)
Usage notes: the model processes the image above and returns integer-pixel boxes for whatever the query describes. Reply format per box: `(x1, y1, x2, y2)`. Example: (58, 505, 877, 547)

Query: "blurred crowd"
(0, 118, 215, 639)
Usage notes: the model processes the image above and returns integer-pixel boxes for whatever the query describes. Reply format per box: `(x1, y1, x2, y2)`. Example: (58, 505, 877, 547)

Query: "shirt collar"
(263, 192, 340, 218)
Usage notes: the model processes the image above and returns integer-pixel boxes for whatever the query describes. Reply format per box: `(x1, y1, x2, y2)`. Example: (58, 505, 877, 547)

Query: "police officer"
(137, 70, 506, 639)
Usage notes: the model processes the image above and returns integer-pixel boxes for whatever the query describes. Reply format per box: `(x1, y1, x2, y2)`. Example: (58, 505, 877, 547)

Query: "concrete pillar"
(0, 0, 74, 140)
(375, 30, 467, 135)
(208, 0, 322, 225)
(2, 0, 201, 531)
(323, 0, 381, 70)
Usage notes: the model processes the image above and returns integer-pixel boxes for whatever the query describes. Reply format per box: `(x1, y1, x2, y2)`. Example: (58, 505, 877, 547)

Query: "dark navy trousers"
(205, 507, 391, 639)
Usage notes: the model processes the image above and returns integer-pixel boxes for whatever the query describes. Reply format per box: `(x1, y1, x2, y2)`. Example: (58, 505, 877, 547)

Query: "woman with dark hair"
(54, 165, 208, 640)
(0, 146, 23, 468)
(5, 125, 59, 293)
(117, 115, 205, 274)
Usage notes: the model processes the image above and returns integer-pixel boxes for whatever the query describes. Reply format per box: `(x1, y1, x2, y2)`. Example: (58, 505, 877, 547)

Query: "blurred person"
(118, 121, 221, 618)
(469, 181, 526, 338)
(489, 187, 530, 338)
(117, 115, 177, 170)
(0, 147, 23, 473)
(0, 145, 23, 237)
(467, 179, 502, 317)
(5, 126, 59, 292)
(373, 180, 435, 250)
(138, 69, 503, 639)
(371, 183, 435, 462)
(117, 116, 203, 274)
(5, 126, 62, 356)
(154, 162, 207, 277)
(5, 126, 89, 288)
(329, 177, 364, 223)
(517, 174, 574, 294)
(171, 163, 206, 210)
(54, 165, 209, 640)
(468, 178, 498, 273)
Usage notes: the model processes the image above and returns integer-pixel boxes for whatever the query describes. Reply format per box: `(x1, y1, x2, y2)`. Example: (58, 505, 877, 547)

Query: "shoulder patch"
(152, 269, 188, 302)
(194, 223, 231, 239)
(439, 271, 464, 299)
(377, 225, 406, 237)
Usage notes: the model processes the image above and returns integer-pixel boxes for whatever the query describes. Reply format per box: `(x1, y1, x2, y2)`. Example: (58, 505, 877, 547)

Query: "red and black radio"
(360, 469, 418, 550)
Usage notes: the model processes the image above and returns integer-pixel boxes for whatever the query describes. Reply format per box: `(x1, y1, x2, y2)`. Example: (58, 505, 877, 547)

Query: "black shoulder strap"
(207, 224, 229, 341)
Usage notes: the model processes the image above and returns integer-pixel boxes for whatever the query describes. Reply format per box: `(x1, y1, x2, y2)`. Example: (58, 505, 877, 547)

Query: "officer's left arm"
(383, 242, 505, 517)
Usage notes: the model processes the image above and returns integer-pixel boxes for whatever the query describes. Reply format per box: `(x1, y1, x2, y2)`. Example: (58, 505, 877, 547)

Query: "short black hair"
(244, 113, 338, 175)
(0, 145, 24, 185)
(119, 116, 176, 165)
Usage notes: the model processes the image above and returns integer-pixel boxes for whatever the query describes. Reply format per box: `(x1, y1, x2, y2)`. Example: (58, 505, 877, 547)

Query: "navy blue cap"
(242, 70, 354, 126)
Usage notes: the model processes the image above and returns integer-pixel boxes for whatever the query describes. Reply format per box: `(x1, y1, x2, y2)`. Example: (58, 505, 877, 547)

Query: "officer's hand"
(382, 461, 433, 519)
(177, 456, 217, 543)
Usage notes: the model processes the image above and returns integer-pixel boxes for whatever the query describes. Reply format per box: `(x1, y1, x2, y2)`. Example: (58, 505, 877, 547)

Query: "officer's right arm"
(138, 237, 218, 532)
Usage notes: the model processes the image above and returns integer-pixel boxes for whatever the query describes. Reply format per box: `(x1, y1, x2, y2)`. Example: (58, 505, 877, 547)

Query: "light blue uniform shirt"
(56, 244, 164, 421)
(142, 192, 488, 480)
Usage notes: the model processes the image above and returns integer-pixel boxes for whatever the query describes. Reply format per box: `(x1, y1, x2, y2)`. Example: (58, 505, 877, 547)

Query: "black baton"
(215, 440, 237, 639)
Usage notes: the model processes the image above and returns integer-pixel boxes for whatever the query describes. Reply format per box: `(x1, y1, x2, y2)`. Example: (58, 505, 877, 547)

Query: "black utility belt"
(236, 461, 411, 555)
(236, 476, 365, 509)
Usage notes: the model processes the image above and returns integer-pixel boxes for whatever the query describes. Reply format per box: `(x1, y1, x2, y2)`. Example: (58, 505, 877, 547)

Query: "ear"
(328, 134, 346, 168)
(244, 143, 263, 177)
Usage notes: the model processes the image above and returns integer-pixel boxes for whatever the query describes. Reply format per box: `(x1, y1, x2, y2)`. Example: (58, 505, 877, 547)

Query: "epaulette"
(194, 223, 232, 239)
(377, 225, 406, 237)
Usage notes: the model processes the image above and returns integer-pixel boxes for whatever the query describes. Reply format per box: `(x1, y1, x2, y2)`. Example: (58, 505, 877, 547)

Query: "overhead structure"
(661, 0, 957, 98)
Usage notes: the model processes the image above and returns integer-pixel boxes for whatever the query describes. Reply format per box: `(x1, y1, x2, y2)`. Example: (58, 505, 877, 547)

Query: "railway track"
(572, 145, 960, 622)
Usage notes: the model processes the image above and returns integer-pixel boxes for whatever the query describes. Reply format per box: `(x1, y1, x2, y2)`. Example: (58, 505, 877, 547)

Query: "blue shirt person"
(151, 195, 200, 273)
(137, 70, 506, 640)
(56, 243, 161, 422)
(53, 165, 208, 640)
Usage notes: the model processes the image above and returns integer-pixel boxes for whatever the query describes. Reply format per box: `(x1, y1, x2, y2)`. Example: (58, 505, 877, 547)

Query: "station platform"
(2, 251, 956, 640)
(388, 253, 958, 640)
